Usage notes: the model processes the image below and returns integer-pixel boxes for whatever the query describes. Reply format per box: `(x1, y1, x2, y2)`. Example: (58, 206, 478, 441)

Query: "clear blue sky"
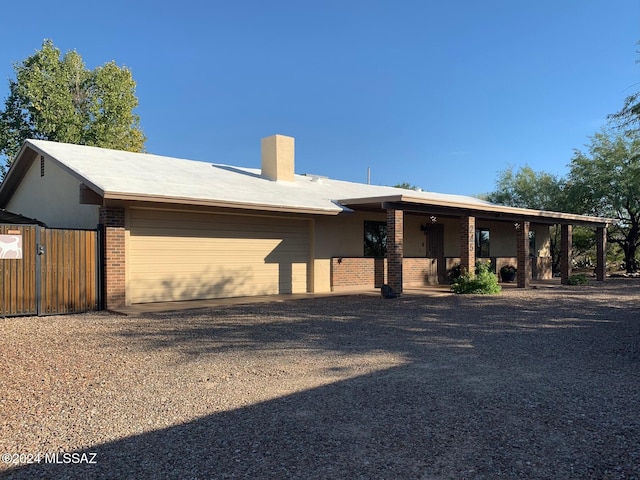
(1, 0, 638, 196)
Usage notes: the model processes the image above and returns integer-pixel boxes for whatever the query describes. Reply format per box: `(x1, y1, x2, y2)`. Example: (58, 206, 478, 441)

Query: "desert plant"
(451, 262, 502, 294)
(568, 273, 588, 285)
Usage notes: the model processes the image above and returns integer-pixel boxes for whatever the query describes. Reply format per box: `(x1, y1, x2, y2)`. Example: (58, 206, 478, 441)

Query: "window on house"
(364, 221, 387, 258)
(475, 229, 490, 257)
(40, 156, 45, 177)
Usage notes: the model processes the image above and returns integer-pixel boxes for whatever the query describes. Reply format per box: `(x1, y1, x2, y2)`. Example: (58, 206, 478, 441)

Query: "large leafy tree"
(0, 39, 145, 176)
(485, 166, 568, 272)
(567, 130, 640, 272)
(609, 92, 640, 134)
(485, 165, 565, 211)
(608, 42, 639, 134)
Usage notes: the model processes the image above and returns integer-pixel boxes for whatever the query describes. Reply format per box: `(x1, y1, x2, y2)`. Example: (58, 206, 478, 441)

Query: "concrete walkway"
(109, 279, 564, 316)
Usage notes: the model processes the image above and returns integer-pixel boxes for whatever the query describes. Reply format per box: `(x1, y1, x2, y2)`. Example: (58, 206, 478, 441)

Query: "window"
(475, 229, 490, 257)
(40, 155, 45, 177)
(364, 221, 387, 257)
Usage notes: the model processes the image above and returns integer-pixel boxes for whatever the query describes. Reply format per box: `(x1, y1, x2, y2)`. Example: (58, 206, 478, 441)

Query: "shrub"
(447, 264, 463, 283)
(451, 262, 502, 294)
(568, 273, 588, 285)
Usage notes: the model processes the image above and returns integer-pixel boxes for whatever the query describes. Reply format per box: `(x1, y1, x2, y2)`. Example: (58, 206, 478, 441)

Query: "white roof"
(1, 139, 612, 225)
(19, 139, 494, 215)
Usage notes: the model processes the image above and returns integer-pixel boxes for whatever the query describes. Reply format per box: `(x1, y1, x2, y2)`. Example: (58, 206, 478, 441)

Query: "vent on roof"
(304, 173, 327, 183)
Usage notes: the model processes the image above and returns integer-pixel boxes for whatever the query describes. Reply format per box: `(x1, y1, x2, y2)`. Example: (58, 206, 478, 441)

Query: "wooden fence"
(0, 224, 101, 316)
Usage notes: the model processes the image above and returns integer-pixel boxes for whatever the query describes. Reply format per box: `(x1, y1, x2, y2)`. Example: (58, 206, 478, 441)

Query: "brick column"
(387, 209, 404, 294)
(560, 224, 572, 285)
(100, 207, 126, 308)
(516, 221, 531, 288)
(460, 216, 475, 275)
(595, 226, 607, 281)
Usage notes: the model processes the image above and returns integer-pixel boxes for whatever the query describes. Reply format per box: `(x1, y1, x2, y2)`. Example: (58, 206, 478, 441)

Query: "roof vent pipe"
(261, 134, 295, 182)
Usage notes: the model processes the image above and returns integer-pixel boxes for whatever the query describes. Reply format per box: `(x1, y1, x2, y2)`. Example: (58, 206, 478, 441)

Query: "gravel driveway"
(1, 280, 639, 479)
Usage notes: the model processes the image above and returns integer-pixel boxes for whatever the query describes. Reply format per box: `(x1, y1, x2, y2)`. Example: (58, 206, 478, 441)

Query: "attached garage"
(128, 209, 310, 303)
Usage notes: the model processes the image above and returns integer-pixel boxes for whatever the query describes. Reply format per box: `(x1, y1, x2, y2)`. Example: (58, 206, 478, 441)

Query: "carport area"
(1, 279, 638, 478)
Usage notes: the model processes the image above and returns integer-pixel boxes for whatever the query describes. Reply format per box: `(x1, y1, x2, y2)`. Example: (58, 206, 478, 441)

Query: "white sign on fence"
(0, 234, 23, 259)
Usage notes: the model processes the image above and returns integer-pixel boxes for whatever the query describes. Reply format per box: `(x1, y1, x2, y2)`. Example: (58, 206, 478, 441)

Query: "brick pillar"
(516, 221, 531, 288)
(100, 207, 126, 308)
(460, 216, 475, 275)
(560, 224, 572, 285)
(387, 209, 404, 294)
(595, 226, 607, 281)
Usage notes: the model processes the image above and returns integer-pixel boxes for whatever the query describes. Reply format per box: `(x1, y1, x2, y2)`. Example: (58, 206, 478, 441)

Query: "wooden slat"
(1, 225, 99, 316)
(0, 225, 37, 316)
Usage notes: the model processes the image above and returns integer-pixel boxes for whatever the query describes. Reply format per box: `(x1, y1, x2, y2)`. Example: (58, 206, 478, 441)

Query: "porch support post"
(99, 206, 126, 308)
(560, 224, 573, 285)
(516, 221, 531, 288)
(595, 226, 607, 281)
(386, 208, 404, 294)
(460, 215, 475, 275)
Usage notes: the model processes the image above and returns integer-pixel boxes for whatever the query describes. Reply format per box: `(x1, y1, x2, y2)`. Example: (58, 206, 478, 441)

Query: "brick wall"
(330, 257, 438, 290)
(460, 216, 475, 273)
(595, 226, 606, 281)
(516, 221, 531, 288)
(387, 209, 404, 293)
(403, 258, 438, 286)
(560, 224, 573, 285)
(99, 207, 125, 308)
(331, 257, 386, 290)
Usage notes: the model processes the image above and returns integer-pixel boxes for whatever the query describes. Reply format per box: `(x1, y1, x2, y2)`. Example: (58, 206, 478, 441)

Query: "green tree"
(609, 92, 640, 134)
(485, 165, 565, 211)
(485, 166, 572, 273)
(0, 39, 145, 176)
(394, 182, 421, 191)
(567, 130, 640, 272)
(608, 42, 639, 134)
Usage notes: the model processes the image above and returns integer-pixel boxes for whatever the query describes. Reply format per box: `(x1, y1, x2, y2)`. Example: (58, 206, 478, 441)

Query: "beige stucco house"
(0, 135, 612, 308)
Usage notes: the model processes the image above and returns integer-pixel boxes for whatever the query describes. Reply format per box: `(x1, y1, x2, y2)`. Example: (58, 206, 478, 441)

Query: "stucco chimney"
(261, 134, 294, 182)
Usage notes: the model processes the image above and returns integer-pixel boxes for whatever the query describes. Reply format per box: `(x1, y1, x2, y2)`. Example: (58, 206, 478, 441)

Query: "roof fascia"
(381, 200, 613, 227)
(338, 194, 614, 227)
(0, 145, 38, 207)
(102, 192, 343, 216)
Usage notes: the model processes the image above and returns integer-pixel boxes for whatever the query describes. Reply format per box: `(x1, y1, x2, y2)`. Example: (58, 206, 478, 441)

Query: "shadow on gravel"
(5, 281, 640, 479)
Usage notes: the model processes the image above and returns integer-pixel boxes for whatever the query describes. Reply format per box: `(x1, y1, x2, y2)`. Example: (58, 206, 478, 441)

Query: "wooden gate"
(0, 225, 101, 316)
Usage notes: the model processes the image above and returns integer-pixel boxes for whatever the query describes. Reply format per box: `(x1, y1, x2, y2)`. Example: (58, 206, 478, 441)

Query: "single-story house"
(0, 135, 613, 308)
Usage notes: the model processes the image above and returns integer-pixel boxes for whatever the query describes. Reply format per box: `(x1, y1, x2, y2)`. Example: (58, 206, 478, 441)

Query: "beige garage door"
(128, 209, 310, 303)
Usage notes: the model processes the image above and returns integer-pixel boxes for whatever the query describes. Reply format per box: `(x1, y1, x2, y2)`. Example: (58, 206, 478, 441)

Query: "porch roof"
(338, 194, 615, 227)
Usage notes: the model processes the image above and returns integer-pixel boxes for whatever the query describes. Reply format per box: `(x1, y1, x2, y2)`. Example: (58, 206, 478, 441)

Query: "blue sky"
(1, 0, 638, 196)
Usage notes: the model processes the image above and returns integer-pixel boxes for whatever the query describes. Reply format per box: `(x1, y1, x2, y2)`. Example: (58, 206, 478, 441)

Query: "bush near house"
(568, 274, 589, 285)
(451, 262, 502, 294)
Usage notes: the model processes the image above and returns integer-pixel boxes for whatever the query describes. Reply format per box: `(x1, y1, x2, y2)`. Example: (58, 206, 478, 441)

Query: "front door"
(425, 223, 446, 283)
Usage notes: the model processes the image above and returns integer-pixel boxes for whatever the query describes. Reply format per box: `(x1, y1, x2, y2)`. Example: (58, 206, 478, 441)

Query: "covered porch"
(336, 194, 613, 294)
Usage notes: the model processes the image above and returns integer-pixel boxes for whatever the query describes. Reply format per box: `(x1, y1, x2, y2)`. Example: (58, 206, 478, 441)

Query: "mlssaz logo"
(45, 452, 98, 464)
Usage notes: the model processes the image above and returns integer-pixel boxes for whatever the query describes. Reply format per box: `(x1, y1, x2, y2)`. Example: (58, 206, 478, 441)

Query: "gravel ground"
(1, 279, 639, 479)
